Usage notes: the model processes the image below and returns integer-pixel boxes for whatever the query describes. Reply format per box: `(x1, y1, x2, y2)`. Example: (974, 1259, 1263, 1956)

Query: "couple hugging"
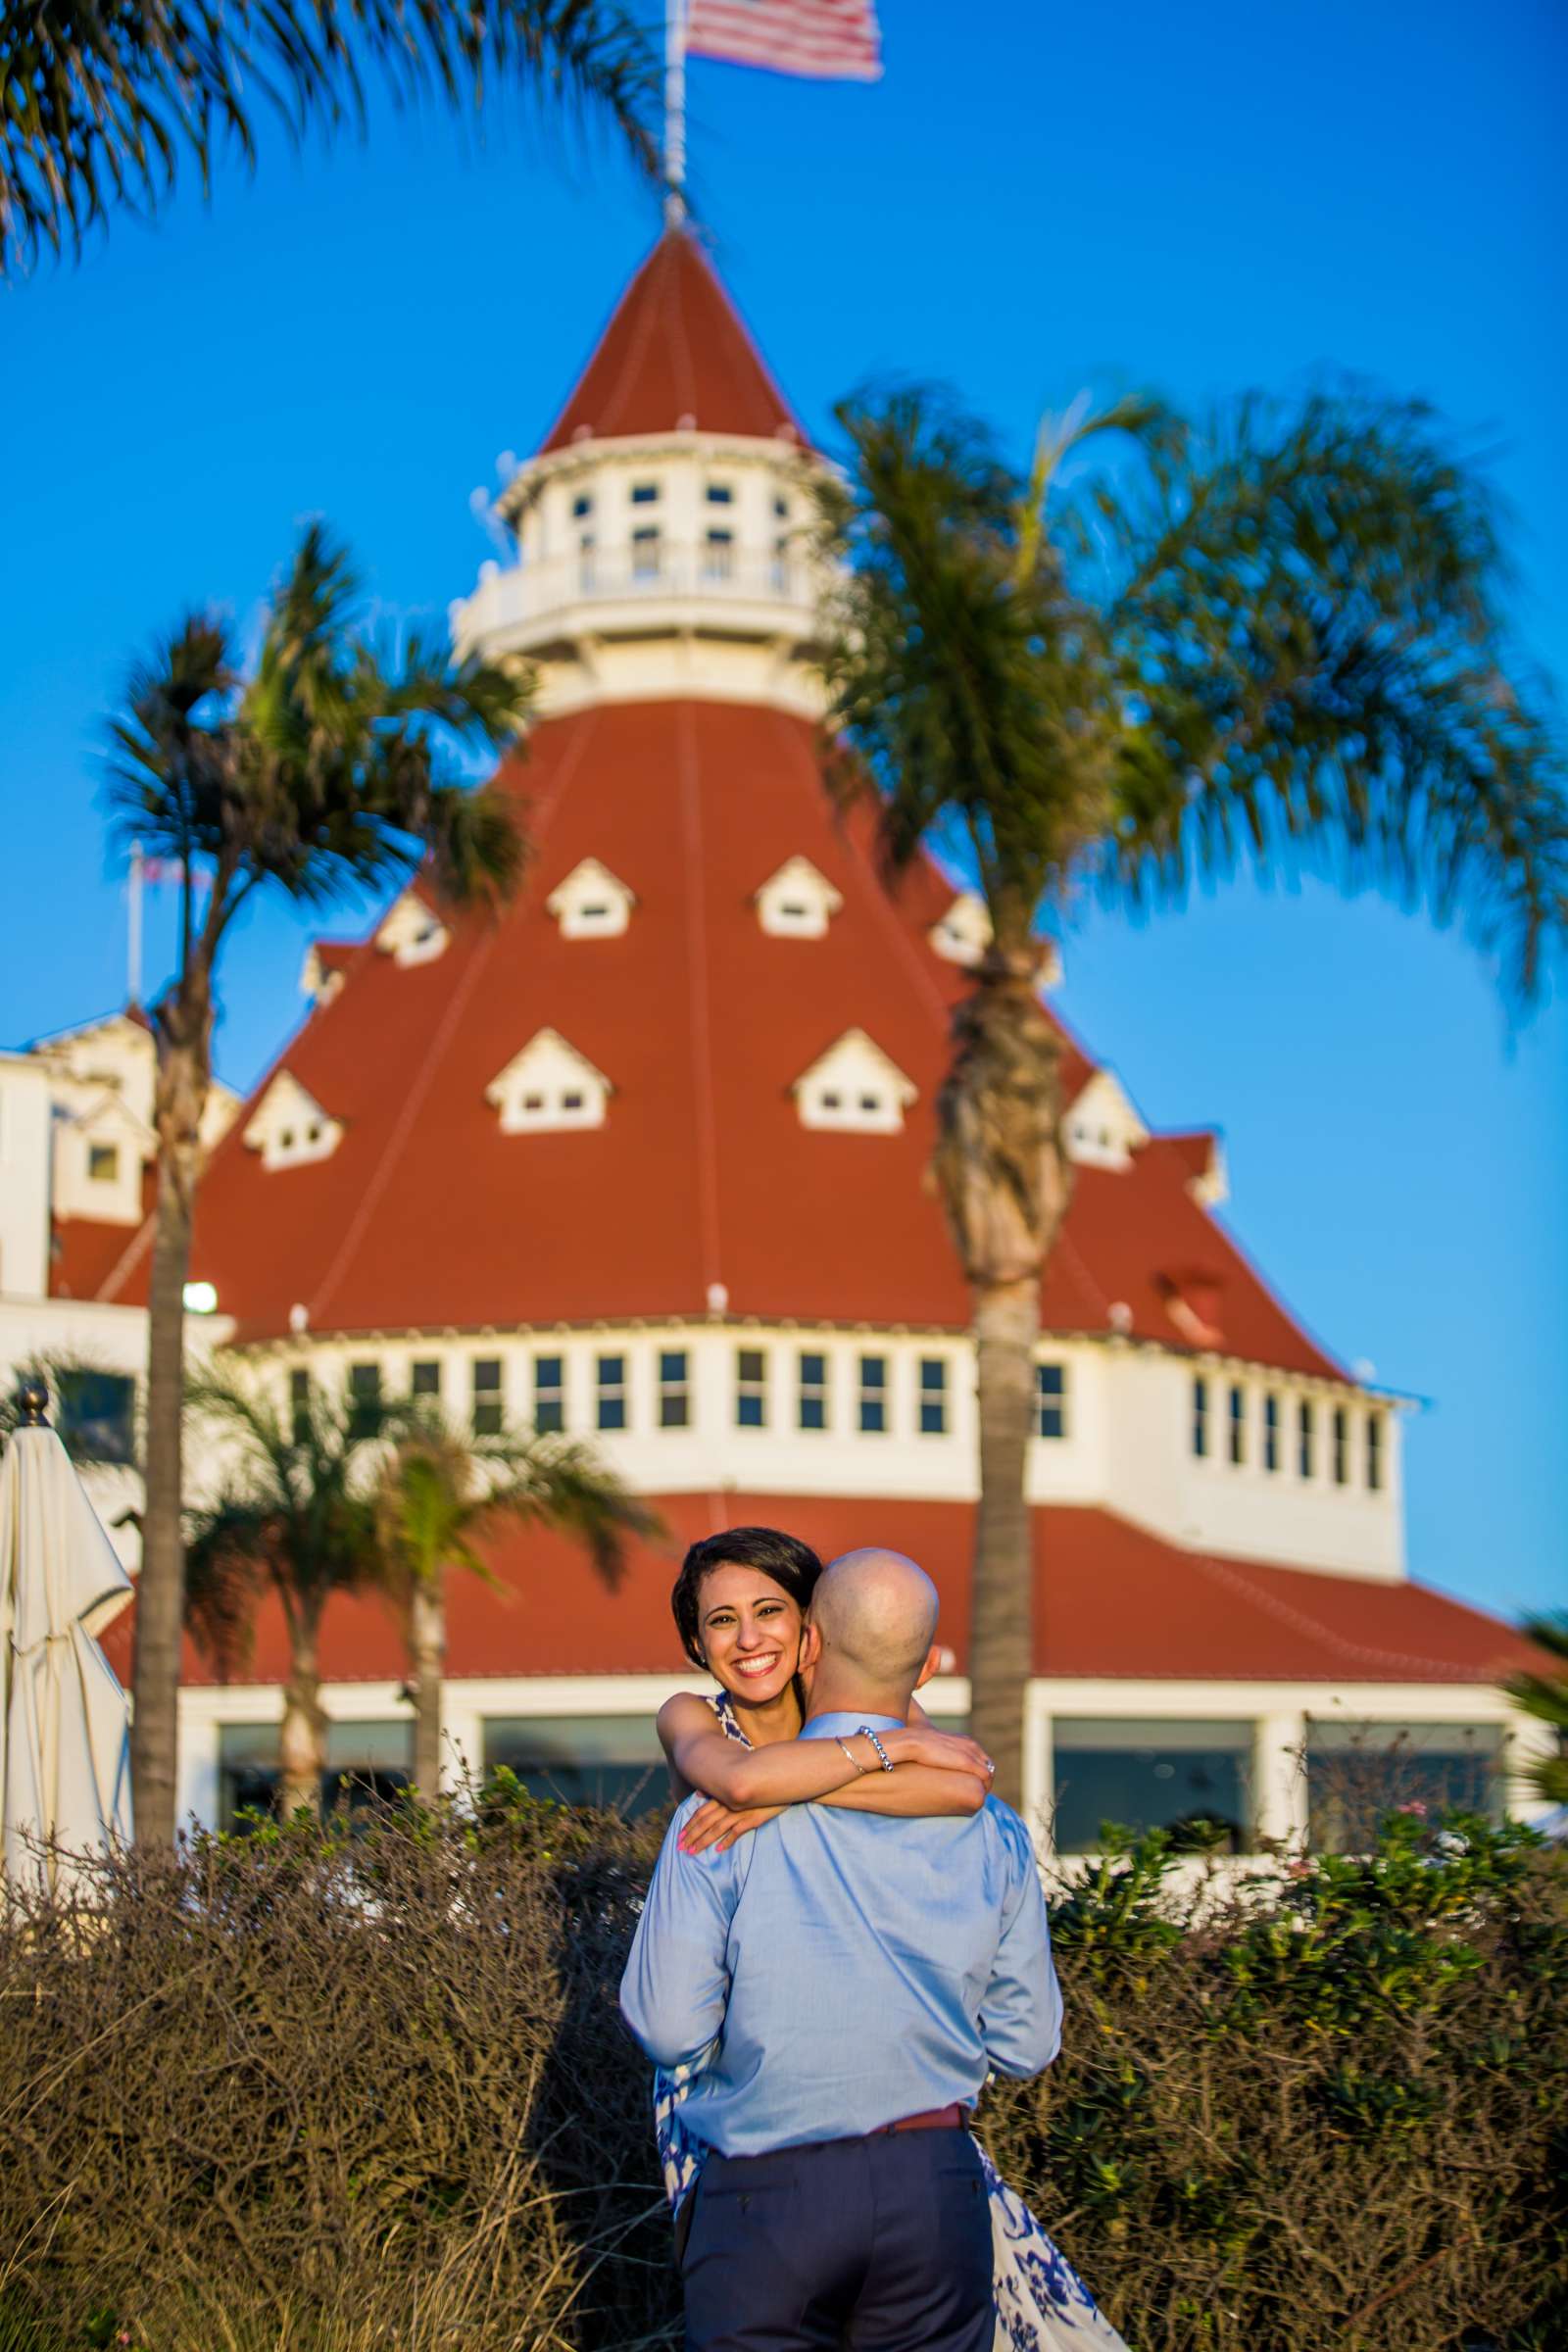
(621, 1526, 1128, 2352)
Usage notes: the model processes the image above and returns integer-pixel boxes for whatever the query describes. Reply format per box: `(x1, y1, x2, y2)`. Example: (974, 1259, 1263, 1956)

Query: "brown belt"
(876, 2102, 966, 2133)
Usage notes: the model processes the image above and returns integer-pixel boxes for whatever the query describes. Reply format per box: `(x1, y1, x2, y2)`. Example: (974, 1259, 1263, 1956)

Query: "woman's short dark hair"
(671, 1525, 823, 1670)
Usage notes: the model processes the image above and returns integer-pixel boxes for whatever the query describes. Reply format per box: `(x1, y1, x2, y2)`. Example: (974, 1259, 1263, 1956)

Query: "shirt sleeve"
(978, 1808, 1062, 2079)
(619, 1801, 739, 2071)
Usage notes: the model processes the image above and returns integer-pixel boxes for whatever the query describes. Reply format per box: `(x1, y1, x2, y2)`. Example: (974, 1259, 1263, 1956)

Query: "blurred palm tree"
(1506, 1615, 1568, 1808)
(372, 1409, 659, 1796)
(1, 0, 658, 277)
(109, 523, 532, 1844)
(820, 383, 1567, 1804)
(184, 1363, 391, 1818)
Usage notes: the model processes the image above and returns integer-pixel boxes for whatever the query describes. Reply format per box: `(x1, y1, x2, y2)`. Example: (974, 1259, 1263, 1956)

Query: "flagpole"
(127, 842, 144, 1008)
(664, 0, 687, 225)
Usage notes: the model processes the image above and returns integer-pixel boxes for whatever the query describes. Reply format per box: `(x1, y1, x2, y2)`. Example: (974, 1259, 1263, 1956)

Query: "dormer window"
(1064, 1071, 1149, 1170)
(794, 1031, 917, 1134)
(374, 888, 450, 968)
(243, 1072, 343, 1172)
(486, 1030, 611, 1132)
(929, 892, 992, 968)
(755, 856, 843, 940)
(545, 858, 636, 940)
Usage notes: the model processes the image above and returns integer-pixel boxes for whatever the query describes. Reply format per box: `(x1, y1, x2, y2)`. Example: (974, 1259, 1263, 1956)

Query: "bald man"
(622, 1544, 1060, 2352)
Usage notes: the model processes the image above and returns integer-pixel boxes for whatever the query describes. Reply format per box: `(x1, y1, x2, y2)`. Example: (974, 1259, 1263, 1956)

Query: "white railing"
(463, 538, 821, 640)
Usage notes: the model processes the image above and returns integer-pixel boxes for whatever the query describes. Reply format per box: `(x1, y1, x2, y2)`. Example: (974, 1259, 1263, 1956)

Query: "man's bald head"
(810, 1547, 941, 1697)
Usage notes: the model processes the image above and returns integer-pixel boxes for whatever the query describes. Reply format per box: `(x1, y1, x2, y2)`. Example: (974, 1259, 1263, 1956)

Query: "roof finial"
(664, 0, 687, 228)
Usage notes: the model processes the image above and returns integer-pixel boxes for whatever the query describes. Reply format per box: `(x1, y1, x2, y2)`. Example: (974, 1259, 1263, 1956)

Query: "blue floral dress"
(653, 1693, 1128, 2351)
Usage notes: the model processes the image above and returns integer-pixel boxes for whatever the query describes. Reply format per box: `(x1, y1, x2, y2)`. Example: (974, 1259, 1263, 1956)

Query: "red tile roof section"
(538, 229, 808, 454)
(100, 1497, 1544, 1693)
(91, 698, 1342, 1377)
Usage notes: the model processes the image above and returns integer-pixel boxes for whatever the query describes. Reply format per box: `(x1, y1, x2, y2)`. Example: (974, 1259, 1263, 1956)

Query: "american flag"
(684, 0, 882, 81)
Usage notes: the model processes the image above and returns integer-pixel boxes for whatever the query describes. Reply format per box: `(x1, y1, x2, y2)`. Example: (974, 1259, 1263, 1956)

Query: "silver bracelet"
(858, 1725, 896, 1773)
(836, 1736, 868, 1775)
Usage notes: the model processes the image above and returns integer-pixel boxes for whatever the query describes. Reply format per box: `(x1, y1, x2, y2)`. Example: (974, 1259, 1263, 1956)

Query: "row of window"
(1192, 1377, 1386, 1492)
(320, 1353, 1072, 1443)
(569, 484, 791, 518)
(215, 1713, 1506, 1854)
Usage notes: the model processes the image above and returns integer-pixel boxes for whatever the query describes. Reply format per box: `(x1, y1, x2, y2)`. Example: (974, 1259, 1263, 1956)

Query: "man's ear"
(913, 1642, 943, 1691)
(798, 1620, 823, 1674)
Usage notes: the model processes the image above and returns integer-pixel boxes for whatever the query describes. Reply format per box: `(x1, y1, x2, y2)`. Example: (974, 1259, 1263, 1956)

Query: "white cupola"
(546, 858, 636, 939)
(755, 856, 843, 940)
(375, 889, 450, 967)
(243, 1072, 343, 1171)
(793, 1030, 918, 1135)
(449, 228, 833, 722)
(485, 1030, 612, 1132)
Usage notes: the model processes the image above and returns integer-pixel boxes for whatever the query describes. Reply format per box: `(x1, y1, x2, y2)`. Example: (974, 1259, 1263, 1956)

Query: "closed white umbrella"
(0, 1381, 134, 1888)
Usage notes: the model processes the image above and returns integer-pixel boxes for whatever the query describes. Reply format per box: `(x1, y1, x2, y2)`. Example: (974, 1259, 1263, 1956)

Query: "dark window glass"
(57, 1369, 135, 1464)
(473, 1357, 503, 1437)
(218, 1719, 412, 1833)
(706, 483, 734, 505)
(1307, 1721, 1503, 1852)
(1366, 1412, 1384, 1492)
(534, 1355, 564, 1436)
(1228, 1383, 1246, 1466)
(349, 1361, 381, 1438)
(1262, 1394, 1279, 1472)
(858, 1354, 887, 1434)
(1332, 1405, 1348, 1486)
(798, 1350, 827, 1431)
(571, 493, 592, 517)
(1036, 1362, 1066, 1440)
(596, 1355, 625, 1433)
(1298, 1399, 1315, 1478)
(736, 1348, 766, 1429)
(919, 1358, 947, 1436)
(290, 1367, 311, 1444)
(411, 1359, 441, 1397)
(630, 481, 660, 504)
(1053, 1719, 1255, 1854)
(482, 1714, 664, 1819)
(659, 1349, 690, 1429)
(1192, 1375, 1208, 1458)
(88, 1143, 119, 1182)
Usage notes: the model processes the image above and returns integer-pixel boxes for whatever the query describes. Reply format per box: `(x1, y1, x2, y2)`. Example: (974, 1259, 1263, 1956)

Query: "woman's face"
(695, 1564, 806, 1706)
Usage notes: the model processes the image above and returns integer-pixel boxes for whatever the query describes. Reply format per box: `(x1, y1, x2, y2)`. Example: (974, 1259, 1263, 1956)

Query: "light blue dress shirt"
(620, 1711, 1062, 2158)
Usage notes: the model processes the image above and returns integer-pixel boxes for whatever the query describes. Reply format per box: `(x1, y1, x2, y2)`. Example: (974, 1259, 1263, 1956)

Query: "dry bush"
(0, 1786, 1563, 2352)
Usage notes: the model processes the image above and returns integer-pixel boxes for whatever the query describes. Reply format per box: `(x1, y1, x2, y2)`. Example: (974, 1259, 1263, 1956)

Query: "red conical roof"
(539, 229, 808, 453)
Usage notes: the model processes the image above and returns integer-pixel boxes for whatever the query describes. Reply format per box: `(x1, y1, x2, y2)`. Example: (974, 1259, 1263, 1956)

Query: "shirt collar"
(800, 1710, 904, 1741)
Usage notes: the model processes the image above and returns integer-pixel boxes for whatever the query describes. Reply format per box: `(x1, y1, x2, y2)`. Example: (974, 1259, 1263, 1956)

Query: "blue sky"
(1, 0, 1562, 1617)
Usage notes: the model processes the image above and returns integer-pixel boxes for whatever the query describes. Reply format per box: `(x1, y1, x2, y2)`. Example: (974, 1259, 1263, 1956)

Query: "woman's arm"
(680, 1765, 988, 1854)
(658, 1693, 990, 1810)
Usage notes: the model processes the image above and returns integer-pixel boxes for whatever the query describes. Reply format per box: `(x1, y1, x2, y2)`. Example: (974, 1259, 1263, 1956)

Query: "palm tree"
(109, 523, 533, 1845)
(818, 383, 1567, 1805)
(184, 1363, 394, 1818)
(1505, 1616, 1568, 1808)
(1, 0, 658, 277)
(372, 1409, 658, 1796)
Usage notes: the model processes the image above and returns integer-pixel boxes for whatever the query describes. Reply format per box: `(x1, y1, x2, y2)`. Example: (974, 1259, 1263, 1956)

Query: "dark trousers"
(680, 2127, 994, 2352)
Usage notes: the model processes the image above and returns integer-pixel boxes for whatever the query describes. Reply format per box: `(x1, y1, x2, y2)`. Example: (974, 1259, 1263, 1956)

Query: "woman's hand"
(884, 1726, 995, 1781)
(679, 1799, 785, 1855)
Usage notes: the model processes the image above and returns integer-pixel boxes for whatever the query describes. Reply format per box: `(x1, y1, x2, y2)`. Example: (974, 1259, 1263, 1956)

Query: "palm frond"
(1, 1, 659, 279)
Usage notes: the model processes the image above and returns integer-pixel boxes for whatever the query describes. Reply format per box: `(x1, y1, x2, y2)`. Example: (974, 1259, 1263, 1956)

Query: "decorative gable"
(52, 1091, 152, 1225)
(1064, 1070, 1149, 1171)
(485, 1030, 611, 1133)
(300, 942, 351, 1005)
(793, 1030, 917, 1134)
(242, 1072, 343, 1172)
(375, 889, 450, 967)
(545, 858, 636, 940)
(755, 857, 843, 940)
(928, 892, 992, 967)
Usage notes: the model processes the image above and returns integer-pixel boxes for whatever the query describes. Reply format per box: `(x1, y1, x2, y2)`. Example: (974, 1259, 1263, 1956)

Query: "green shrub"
(0, 1789, 1562, 2351)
